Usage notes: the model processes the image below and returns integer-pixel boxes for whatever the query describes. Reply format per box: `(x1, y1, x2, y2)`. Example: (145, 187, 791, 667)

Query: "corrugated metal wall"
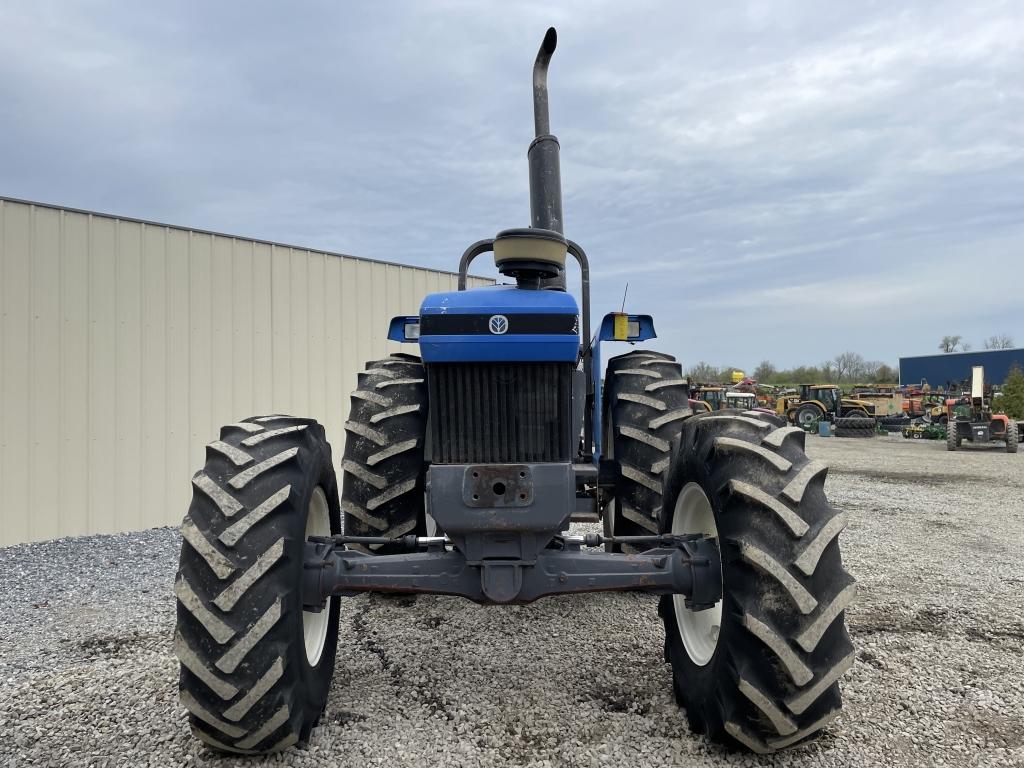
(0, 198, 490, 546)
(899, 349, 1024, 388)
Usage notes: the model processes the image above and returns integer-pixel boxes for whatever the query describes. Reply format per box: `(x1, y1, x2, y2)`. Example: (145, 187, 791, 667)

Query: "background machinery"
(947, 366, 1018, 453)
(690, 384, 725, 412)
(724, 390, 757, 410)
(777, 384, 876, 428)
(174, 30, 855, 756)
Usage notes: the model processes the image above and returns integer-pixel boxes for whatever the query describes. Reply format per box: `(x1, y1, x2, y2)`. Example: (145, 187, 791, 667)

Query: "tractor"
(724, 390, 758, 410)
(777, 384, 874, 427)
(690, 387, 756, 413)
(174, 30, 855, 756)
(947, 366, 1018, 453)
(690, 384, 726, 412)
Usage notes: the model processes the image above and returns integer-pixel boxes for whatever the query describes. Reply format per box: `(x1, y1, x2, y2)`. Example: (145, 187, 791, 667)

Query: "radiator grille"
(427, 362, 573, 464)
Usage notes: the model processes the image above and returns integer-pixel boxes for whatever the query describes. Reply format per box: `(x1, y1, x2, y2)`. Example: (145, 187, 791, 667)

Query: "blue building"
(900, 348, 1024, 388)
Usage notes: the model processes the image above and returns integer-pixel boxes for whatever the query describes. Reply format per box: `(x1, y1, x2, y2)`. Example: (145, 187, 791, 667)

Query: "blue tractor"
(175, 29, 855, 755)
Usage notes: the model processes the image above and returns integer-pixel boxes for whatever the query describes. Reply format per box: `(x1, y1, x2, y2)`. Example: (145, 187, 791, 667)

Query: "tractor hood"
(418, 284, 580, 363)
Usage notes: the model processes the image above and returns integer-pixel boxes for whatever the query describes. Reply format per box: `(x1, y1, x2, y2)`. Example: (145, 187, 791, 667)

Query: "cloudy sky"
(2, 1, 1022, 369)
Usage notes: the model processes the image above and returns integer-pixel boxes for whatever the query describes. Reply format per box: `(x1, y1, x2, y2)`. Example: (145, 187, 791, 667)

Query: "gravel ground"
(1, 434, 1023, 767)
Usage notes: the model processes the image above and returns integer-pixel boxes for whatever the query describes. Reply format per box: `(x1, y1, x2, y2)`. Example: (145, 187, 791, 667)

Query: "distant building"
(899, 348, 1024, 389)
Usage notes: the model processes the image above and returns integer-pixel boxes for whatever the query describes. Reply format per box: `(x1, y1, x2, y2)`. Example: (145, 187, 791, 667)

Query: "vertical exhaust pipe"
(529, 28, 565, 289)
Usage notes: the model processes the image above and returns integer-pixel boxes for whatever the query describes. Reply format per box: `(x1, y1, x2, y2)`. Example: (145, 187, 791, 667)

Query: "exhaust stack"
(529, 27, 563, 238)
(493, 28, 569, 289)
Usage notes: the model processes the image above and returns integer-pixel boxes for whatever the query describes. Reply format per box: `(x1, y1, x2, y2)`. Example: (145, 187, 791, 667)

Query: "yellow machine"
(691, 385, 725, 412)
(776, 384, 875, 427)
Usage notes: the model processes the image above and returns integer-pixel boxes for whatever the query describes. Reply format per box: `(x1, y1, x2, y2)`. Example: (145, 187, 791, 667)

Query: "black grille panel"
(427, 362, 573, 464)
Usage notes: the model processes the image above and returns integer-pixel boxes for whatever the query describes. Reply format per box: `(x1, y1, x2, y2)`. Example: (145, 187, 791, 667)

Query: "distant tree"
(790, 365, 824, 384)
(862, 361, 881, 381)
(686, 361, 718, 384)
(992, 365, 1024, 419)
(753, 360, 777, 382)
(984, 334, 1015, 350)
(939, 335, 963, 353)
(832, 351, 865, 383)
(718, 365, 741, 382)
(873, 363, 898, 384)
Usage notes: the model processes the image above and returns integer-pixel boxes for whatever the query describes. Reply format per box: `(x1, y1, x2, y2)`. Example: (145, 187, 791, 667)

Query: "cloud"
(1, 1, 1022, 370)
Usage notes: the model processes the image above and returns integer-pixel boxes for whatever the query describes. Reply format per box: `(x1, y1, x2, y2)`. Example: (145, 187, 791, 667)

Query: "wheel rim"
(798, 409, 815, 426)
(303, 486, 331, 667)
(672, 483, 722, 666)
(424, 492, 439, 537)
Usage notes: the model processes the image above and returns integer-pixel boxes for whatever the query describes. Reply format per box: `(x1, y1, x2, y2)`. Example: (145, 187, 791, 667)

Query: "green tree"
(873, 363, 898, 384)
(753, 360, 777, 382)
(993, 365, 1024, 419)
(718, 365, 741, 381)
(686, 361, 718, 384)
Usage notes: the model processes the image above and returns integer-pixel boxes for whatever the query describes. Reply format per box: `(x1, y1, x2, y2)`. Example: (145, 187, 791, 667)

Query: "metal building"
(0, 197, 490, 546)
(899, 348, 1024, 388)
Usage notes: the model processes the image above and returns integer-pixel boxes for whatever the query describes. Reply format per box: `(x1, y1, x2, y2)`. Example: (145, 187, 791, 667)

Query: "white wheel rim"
(672, 483, 723, 666)
(303, 486, 331, 667)
(424, 492, 439, 537)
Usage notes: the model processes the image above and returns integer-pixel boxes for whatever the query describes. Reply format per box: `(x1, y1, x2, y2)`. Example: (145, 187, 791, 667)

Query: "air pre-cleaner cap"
(493, 227, 567, 278)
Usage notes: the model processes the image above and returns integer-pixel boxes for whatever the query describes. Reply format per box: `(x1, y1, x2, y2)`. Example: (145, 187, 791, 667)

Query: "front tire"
(175, 416, 340, 754)
(947, 417, 959, 451)
(794, 404, 820, 428)
(658, 410, 855, 753)
(1006, 421, 1018, 453)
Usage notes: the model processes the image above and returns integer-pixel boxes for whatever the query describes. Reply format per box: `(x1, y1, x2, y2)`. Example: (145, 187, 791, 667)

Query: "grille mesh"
(427, 362, 573, 464)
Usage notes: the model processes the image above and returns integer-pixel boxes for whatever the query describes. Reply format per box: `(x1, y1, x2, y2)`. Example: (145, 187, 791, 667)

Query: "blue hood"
(418, 285, 580, 363)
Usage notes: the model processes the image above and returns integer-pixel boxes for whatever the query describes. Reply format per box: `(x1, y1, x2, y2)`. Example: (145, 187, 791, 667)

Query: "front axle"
(302, 533, 722, 607)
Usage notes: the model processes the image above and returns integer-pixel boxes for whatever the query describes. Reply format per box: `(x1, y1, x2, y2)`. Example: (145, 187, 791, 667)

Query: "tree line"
(685, 352, 898, 386)
(685, 334, 1018, 387)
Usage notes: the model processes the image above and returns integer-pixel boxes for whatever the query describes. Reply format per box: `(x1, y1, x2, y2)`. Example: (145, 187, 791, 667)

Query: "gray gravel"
(1, 435, 1023, 767)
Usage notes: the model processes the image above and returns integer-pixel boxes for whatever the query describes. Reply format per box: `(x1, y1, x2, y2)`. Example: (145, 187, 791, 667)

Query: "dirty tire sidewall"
(176, 416, 341, 754)
(342, 355, 428, 554)
(658, 410, 856, 753)
(603, 350, 690, 552)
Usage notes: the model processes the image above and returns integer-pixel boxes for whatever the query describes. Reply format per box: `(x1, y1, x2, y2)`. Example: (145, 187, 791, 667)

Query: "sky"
(2, 1, 1022, 370)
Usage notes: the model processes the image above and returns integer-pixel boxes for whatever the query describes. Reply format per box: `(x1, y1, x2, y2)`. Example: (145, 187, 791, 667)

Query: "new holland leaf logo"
(488, 315, 509, 335)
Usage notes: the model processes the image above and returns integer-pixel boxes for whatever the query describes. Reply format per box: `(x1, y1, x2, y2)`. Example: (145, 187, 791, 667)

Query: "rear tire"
(659, 410, 855, 753)
(603, 351, 690, 552)
(175, 416, 340, 754)
(834, 417, 875, 438)
(341, 355, 429, 553)
(879, 415, 909, 433)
